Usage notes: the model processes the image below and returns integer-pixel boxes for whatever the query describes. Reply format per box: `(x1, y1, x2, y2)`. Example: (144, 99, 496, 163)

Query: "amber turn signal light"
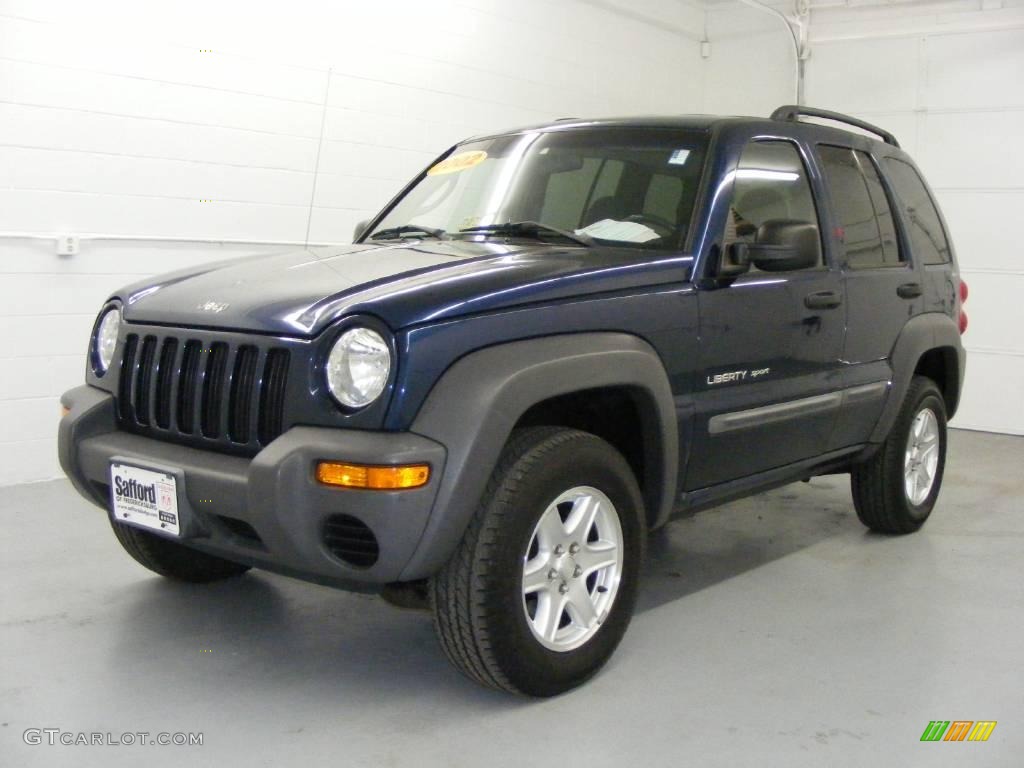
(316, 461, 430, 490)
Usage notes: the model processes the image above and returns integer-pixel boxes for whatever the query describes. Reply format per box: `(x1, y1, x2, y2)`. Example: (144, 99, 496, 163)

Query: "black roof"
(470, 106, 901, 150)
(470, 114, 731, 139)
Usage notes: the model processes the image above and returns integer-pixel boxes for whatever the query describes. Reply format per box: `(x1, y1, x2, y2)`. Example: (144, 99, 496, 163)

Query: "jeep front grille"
(116, 331, 290, 454)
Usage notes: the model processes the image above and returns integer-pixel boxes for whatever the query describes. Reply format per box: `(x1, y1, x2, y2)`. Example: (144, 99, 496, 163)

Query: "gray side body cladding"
(870, 312, 965, 444)
(399, 332, 678, 580)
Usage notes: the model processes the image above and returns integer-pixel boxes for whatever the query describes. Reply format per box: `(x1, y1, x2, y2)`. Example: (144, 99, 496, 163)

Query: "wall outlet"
(56, 235, 80, 256)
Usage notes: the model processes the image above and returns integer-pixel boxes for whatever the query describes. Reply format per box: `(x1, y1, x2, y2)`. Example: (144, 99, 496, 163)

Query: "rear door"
(881, 155, 957, 316)
(815, 145, 922, 448)
(685, 138, 845, 489)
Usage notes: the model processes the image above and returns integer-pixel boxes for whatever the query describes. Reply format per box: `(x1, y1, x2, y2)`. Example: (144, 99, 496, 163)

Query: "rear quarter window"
(882, 157, 952, 265)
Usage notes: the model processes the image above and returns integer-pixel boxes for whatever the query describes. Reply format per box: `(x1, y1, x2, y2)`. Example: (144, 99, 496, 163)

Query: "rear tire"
(851, 375, 947, 534)
(430, 427, 645, 696)
(110, 521, 251, 583)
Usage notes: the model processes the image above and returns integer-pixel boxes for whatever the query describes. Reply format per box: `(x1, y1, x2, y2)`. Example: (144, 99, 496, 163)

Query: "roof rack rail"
(770, 105, 900, 148)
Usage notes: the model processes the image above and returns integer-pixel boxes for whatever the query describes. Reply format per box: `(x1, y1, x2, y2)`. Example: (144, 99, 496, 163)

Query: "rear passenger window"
(540, 157, 603, 231)
(643, 173, 684, 224)
(591, 159, 624, 202)
(819, 146, 901, 268)
(883, 157, 951, 265)
(539, 158, 626, 231)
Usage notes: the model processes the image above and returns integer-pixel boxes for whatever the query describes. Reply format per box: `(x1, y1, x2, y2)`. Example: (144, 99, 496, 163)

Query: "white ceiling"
(695, 0, 966, 6)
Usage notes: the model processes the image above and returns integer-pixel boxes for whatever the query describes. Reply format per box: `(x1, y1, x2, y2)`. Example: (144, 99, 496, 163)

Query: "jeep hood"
(117, 240, 693, 336)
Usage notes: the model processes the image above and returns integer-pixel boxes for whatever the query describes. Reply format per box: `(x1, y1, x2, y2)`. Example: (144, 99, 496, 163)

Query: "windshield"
(367, 127, 709, 251)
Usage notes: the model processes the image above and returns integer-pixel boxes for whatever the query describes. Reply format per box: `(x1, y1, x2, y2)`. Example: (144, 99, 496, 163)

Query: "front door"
(685, 138, 845, 490)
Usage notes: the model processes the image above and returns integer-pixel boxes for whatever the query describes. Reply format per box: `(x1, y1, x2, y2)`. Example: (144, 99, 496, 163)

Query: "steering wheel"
(624, 213, 676, 239)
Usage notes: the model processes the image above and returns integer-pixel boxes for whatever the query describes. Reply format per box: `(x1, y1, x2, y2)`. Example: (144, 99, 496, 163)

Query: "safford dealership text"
(113, 476, 157, 505)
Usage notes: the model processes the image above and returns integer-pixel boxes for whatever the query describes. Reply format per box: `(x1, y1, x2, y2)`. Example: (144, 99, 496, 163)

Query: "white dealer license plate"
(110, 463, 180, 536)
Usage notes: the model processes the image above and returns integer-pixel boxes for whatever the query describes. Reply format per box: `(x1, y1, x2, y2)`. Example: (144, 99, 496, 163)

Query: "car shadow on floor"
(101, 477, 859, 704)
(638, 476, 861, 612)
(105, 569, 517, 710)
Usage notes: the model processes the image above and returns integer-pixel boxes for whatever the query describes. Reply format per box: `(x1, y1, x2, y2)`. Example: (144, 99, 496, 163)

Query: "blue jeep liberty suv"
(59, 106, 967, 696)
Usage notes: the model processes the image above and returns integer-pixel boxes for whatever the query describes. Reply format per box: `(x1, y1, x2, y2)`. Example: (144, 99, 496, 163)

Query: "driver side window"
(723, 140, 822, 270)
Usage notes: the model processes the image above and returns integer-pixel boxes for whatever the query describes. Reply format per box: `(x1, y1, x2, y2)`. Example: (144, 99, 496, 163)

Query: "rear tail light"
(958, 277, 968, 334)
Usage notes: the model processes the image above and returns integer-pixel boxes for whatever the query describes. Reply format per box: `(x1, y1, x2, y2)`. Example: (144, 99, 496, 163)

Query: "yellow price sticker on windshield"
(428, 150, 487, 176)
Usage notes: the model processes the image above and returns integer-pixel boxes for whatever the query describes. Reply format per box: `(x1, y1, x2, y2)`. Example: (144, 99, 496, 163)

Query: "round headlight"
(326, 327, 391, 408)
(94, 307, 121, 374)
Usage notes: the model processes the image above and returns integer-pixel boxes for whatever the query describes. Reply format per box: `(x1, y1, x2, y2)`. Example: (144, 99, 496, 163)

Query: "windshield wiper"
(369, 224, 447, 241)
(458, 221, 594, 247)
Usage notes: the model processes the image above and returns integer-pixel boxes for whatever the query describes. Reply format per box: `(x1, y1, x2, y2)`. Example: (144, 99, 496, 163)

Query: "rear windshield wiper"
(459, 221, 594, 247)
(369, 224, 447, 241)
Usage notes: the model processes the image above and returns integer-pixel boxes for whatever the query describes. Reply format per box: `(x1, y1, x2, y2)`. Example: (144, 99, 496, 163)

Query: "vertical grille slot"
(117, 335, 138, 422)
(258, 349, 290, 445)
(154, 338, 178, 429)
(133, 336, 158, 426)
(228, 345, 258, 443)
(176, 341, 201, 434)
(200, 343, 228, 438)
(114, 328, 292, 454)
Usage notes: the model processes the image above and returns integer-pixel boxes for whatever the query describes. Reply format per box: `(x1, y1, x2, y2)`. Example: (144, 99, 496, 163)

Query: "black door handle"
(804, 290, 842, 310)
(897, 282, 923, 299)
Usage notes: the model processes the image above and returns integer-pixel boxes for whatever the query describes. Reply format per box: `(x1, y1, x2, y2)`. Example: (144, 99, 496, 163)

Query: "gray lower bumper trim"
(59, 385, 447, 587)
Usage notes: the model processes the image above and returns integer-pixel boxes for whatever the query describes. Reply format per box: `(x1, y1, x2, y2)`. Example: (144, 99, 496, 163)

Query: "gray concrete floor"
(2, 429, 1021, 767)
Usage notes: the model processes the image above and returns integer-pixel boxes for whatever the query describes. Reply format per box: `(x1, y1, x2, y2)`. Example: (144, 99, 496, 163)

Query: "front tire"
(110, 521, 251, 583)
(430, 427, 645, 696)
(851, 375, 948, 533)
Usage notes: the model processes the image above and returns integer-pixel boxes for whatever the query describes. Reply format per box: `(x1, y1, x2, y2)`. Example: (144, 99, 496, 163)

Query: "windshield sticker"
(428, 150, 488, 176)
(575, 218, 661, 243)
(668, 148, 691, 165)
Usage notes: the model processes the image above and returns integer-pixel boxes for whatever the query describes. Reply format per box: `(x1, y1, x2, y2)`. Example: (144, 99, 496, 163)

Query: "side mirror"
(352, 219, 370, 242)
(749, 220, 820, 272)
(715, 242, 751, 278)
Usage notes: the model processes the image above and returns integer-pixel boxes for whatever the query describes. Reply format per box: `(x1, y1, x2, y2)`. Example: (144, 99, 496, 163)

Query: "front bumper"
(59, 385, 446, 590)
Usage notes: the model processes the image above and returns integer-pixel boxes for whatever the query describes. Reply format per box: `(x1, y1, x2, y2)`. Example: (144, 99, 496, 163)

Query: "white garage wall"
(9, 0, 1015, 487)
(701, 3, 797, 116)
(704, 0, 1024, 436)
(0, 0, 706, 485)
